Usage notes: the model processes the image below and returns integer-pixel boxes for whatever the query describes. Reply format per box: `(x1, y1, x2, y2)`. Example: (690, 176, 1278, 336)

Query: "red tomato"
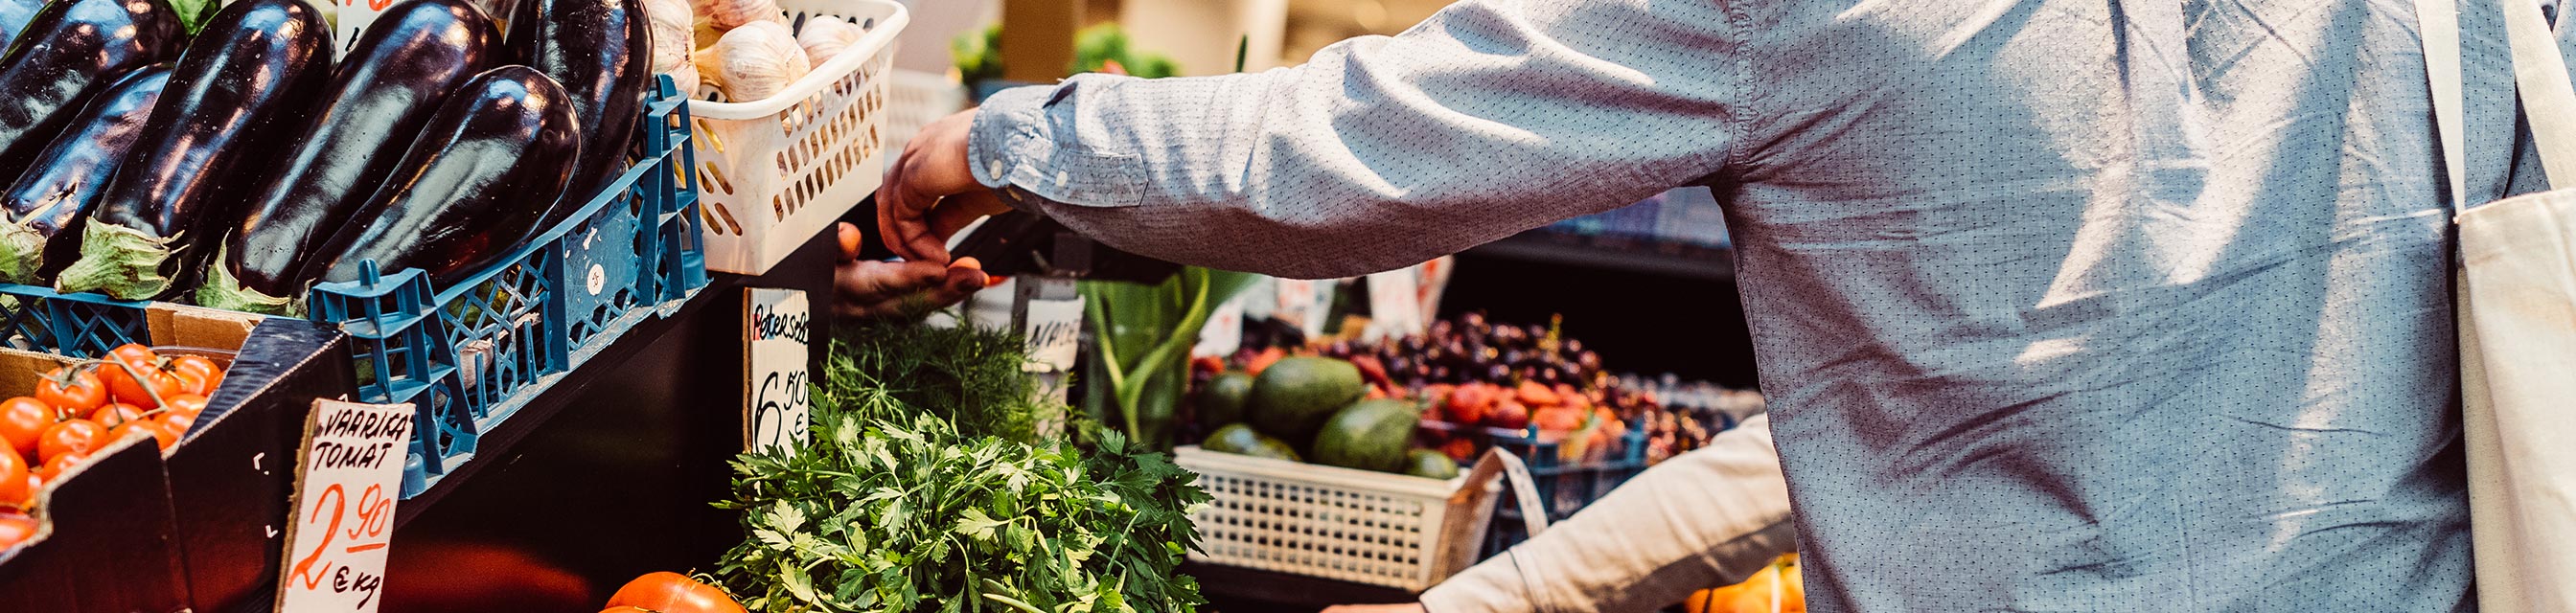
(89, 403, 144, 427)
(165, 394, 207, 420)
(156, 411, 195, 436)
(0, 448, 28, 510)
(106, 344, 158, 368)
(34, 448, 89, 482)
(168, 355, 221, 394)
(34, 366, 104, 417)
(108, 420, 175, 452)
(0, 397, 51, 459)
(605, 572, 747, 613)
(0, 512, 33, 549)
(35, 420, 104, 464)
(103, 366, 175, 410)
(167, 371, 208, 397)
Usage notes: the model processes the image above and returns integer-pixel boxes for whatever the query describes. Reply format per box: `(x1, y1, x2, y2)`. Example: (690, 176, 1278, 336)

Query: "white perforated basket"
(1177, 445, 1530, 592)
(883, 68, 966, 156)
(685, 0, 908, 275)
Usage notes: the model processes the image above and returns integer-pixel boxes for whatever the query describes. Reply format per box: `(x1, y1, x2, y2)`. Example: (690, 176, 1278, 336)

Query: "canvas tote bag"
(2420, 0, 2576, 609)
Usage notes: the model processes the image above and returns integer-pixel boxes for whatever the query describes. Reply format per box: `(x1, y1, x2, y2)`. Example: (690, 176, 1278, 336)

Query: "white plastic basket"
(685, 0, 909, 274)
(1177, 446, 1545, 592)
(883, 68, 966, 157)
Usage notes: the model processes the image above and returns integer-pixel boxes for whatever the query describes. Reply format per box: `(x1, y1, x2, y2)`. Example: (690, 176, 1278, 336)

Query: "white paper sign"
(1192, 295, 1245, 358)
(1024, 297, 1084, 373)
(276, 399, 415, 613)
(1276, 279, 1321, 339)
(332, 0, 389, 61)
(745, 288, 812, 455)
(1367, 268, 1426, 341)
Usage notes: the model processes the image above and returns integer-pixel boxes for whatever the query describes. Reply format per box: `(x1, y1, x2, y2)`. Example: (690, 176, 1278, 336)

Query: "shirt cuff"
(1420, 550, 1541, 613)
(965, 77, 1149, 211)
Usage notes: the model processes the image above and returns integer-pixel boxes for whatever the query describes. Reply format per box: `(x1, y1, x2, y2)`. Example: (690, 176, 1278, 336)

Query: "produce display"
(685, 0, 864, 102)
(204, 0, 502, 312)
(0, 343, 228, 551)
(1194, 354, 1459, 479)
(54, 0, 334, 301)
(1683, 555, 1806, 613)
(711, 322, 1206, 612)
(0, 64, 171, 284)
(0, 0, 693, 314)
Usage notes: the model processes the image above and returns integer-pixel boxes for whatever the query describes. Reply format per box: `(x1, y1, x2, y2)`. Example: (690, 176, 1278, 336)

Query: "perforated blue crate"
(310, 76, 708, 496)
(0, 76, 708, 499)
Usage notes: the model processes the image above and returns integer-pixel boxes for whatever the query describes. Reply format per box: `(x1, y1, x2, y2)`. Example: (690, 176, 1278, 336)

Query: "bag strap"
(2420, 0, 2469, 211)
(2500, 0, 2576, 185)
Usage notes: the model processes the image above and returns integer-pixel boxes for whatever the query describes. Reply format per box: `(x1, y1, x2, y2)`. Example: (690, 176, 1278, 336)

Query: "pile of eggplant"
(0, 0, 655, 315)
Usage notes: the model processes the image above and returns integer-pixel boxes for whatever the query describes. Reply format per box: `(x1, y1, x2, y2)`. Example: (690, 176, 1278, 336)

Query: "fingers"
(835, 222, 863, 263)
(832, 260, 986, 320)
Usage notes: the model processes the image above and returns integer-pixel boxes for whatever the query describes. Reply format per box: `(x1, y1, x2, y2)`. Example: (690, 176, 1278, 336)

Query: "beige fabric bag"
(2421, 0, 2576, 609)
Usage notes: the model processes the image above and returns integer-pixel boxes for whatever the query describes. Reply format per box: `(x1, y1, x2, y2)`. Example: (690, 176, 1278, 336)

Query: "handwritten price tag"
(274, 399, 414, 613)
(332, 0, 393, 60)
(1023, 297, 1083, 374)
(745, 288, 812, 455)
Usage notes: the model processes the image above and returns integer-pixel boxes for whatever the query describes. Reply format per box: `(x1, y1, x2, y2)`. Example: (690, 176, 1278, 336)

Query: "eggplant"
(0, 0, 42, 52)
(55, 0, 333, 300)
(0, 64, 171, 284)
(295, 66, 583, 289)
(507, 0, 649, 226)
(201, 0, 501, 314)
(0, 0, 183, 188)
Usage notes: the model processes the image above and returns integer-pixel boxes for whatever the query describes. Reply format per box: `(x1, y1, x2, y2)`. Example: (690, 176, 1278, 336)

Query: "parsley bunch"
(818, 322, 1059, 443)
(712, 411, 1208, 613)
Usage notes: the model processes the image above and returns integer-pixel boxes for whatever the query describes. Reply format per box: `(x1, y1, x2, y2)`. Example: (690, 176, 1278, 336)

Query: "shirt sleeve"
(965, 0, 1750, 279)
(1417, 414, 1796, 613)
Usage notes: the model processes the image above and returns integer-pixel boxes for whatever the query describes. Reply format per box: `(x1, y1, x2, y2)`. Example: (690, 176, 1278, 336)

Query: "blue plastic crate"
(0, 76, 709, 499)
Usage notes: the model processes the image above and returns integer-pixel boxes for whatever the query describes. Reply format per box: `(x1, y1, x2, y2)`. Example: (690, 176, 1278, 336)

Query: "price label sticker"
(275, 398, 415, 613)
(333, 0, 393, 60)
(744, 288, 812, 455)
(1024, 297, 1083, 373)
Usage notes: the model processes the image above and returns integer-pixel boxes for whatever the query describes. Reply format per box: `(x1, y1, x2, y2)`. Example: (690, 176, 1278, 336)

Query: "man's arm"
(1400, 413, 1794, 613)
(945, 0, 1751, 278)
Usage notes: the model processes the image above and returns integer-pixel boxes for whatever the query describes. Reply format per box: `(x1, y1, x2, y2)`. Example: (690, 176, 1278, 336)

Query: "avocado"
(1202, 423, 1301, 462)
(1311, 398, 1421, 472)
(1246, 356, 1366, 446)
(1403, 449, 1460, 480)
(1198, 371, 1255, 427)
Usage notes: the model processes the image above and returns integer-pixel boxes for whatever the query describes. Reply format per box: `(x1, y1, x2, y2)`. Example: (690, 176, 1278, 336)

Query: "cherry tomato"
(165, 394, 207, 420)
(156, 411, 195, 436)
(606, 572, 747, 613)
(0, 448, 28, 510)
(166, 371, 209, 397)
(34, 449, 88, 482)
(0, 397, 51, 459)
(0, 512, 33, 550)
(109, 420, 175, 452)
(34, 366, 104, 416)
(35, 420, 103, 464)
(105, 344, 158, 371)
(169, 355, 221, 394)
(103, 365, 175, 410)
(89, 403, 144, 427)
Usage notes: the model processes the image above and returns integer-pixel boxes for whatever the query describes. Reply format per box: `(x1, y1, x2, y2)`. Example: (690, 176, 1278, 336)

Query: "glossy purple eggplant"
(0, 0, 183, 187)
(296, 66, 583, 288)
(203, 0, 501, 313)
(0, 64, 171, 284)
(507, 0, 649, 226)
(56, 0, 333, 300)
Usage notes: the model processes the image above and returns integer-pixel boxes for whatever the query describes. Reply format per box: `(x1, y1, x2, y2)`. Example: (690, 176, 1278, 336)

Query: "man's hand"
(1320, 604, 1427, 613)
(878, 108, 1011, 263)
(832, 222, 989, 319)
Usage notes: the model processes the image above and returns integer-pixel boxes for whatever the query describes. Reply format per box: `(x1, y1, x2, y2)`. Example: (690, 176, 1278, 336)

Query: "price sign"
(275, 399, 414, 613)
(333, 0, 392, 60)
(1191, 294, 1244, 358)
(1276, 279, 1321, 339)
(1024, 297, 1084, 373)
(1366, 267, 1425, 341)
(744, 288, 812, 455)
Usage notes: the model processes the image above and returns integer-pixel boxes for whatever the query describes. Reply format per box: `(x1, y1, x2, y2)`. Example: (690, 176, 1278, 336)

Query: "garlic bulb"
(702, 21, 809, 102)
(696, 0, 784, 31)
(642, 0, 693, 73)
(795, 16, 865, 68)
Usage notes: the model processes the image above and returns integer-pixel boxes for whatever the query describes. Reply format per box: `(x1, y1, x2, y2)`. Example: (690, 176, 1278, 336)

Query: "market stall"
(0, 0, 1794, 611)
